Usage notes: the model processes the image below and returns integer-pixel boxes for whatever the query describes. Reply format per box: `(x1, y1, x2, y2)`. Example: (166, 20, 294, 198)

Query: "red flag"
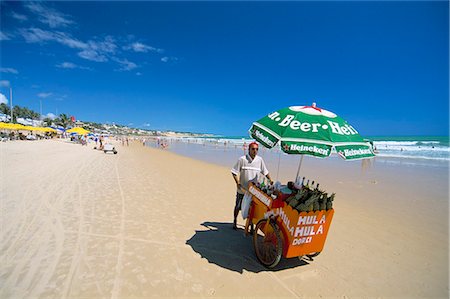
(70, 116, 75, 122)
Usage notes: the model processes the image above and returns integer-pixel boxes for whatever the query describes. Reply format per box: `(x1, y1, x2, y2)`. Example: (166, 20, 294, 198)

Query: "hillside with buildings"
(0, 103, 214, 138)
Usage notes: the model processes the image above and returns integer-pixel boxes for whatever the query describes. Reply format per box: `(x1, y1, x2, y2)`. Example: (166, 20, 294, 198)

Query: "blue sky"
(0, 1, 448, 136)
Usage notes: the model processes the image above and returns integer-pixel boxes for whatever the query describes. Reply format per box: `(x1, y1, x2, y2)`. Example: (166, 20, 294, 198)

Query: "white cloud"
(56, 61, 91, 70)
(0, 93, 8, 104)
(20, 27, 54, 43)
(45, 113, 57, 119)
(143, 123, 151, 127)
(78, 49, 107, 62)
(56, 62, 77, 69)
(0, 81, 10, 87)
(1, 68, 19, 74)
(124, 42, 163, 53)
(89, 36, 117, 54)
(136, 72, 142, 76)
(20, 28, 87, 49)
(25, 2, 74, 28)
(38, 92, 52, 98)
(0, 31, 12, 41)
(20, 28, 121, 63)
(11, 11, 28, 22)
(161, 56, 178, 63)
(15, 12, 172, 70)
(114, 58, 138, 71)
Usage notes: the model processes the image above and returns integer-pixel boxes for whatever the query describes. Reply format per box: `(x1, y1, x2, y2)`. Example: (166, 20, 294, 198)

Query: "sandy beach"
(1, 139, 448, 298)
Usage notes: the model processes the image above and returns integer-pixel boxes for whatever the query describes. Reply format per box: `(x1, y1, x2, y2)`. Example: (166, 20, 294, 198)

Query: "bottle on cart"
(259, 175, 265, 190)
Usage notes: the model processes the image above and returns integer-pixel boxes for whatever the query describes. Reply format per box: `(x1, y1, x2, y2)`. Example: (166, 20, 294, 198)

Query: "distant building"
(0, 113, 11, 122)
(17, 117, 43, 126)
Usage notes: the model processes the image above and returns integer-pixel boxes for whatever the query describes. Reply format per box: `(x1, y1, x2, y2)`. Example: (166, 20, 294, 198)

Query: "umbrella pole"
(295, 155, 304, 183)
(276, 149, 281, 181)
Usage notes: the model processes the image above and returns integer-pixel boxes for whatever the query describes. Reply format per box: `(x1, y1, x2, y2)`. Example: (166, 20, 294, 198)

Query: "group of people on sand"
(120, 137, 129, 146)
(92, 135, 105, 150)
(156, 138, 169, 149)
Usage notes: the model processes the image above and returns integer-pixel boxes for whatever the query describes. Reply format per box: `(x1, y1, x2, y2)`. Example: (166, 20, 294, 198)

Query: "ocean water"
(191, 135, 450, 162)
(369, 136, 449, 161)
(147, 135, 449, 171)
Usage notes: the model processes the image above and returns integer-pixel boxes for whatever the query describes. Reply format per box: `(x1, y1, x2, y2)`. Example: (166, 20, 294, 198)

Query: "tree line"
(0, 103, 74, 128)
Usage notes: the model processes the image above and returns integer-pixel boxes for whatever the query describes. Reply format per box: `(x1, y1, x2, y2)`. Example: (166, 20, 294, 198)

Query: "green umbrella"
(249, 103, 375, 160)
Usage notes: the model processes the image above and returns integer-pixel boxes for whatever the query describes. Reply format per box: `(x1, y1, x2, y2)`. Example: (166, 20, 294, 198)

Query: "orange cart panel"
(248, 183, 334, 259)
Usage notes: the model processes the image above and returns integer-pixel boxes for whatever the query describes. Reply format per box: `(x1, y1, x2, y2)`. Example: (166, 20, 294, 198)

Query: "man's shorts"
(235, 192, 244, 210)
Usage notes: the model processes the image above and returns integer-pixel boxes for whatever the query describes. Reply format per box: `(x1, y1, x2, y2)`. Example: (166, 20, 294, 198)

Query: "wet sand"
(0, 139, 448, 298)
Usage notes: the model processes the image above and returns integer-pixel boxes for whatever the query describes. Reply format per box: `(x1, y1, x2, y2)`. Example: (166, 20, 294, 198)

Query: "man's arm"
(232, 173, 242, 191)
(260, 158, 272, 185)
(266, 173, 273, 185)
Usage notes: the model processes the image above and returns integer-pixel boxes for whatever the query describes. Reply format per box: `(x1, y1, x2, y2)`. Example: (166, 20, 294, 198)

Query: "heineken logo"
(267, 112, 358, 136)
(341, 148, 372, 157)
(288, 144, 330, 156)
(253, 129, 275, 147)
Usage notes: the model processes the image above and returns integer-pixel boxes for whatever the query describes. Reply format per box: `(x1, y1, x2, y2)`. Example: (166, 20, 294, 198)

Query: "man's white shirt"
(231, 154, 269, 194)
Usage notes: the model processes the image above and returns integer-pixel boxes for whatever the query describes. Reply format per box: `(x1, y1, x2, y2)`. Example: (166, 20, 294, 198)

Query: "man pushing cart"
(231, 103, 375, 268)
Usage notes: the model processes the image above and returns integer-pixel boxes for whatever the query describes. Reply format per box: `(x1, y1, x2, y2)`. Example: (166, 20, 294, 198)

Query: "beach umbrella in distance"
(10, 123, 26, 130)
(249, 103, 375, 179)
(0, 122, 27, 131)
(0, 122, 15, 130)
(66, 127, 90, 135)
(43, 127, 57, 133)
(21, 125, 38, 131)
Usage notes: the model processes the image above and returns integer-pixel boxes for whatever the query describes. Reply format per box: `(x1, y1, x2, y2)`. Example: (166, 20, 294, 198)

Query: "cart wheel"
(104, 150, 107, 153)
(253, 219, 283, 268)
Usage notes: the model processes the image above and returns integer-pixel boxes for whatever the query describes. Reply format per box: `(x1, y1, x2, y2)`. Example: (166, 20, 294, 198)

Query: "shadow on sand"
(186, 221, 312, 273)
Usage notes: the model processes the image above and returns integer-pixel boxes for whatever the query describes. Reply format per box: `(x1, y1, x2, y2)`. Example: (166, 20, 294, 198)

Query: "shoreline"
(1, 139, 448, 298)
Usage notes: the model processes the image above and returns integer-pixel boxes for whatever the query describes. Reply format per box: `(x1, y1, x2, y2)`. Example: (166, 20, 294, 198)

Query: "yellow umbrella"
(66, 127, 90, 135)
(0, 122, 14, 129)
(31, 126, 53, 132)
(21, 125, 37, 131)
(10, 123, 26, 130)
(42, 127, 57, 133)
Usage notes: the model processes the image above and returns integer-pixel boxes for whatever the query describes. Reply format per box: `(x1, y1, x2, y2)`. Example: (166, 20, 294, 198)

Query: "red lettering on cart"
(297, 215, 319, 226)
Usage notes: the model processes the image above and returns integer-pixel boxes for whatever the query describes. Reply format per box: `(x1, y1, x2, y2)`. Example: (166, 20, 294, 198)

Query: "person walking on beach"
(231, 141, 272, 230)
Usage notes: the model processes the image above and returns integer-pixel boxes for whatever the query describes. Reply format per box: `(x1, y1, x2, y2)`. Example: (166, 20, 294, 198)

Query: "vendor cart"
(245, 182, 334, 268)
(242, 103, 375, 268)
(103, 143, 118, 154)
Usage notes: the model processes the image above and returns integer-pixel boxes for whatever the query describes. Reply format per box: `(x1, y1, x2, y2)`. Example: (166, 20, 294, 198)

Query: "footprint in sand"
(192, 284, 203, 293)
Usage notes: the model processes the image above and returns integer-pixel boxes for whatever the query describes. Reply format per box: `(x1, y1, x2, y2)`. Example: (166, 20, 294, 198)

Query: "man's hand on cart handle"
(236, 183, 250, 193)
(266, 175, 273, 186)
